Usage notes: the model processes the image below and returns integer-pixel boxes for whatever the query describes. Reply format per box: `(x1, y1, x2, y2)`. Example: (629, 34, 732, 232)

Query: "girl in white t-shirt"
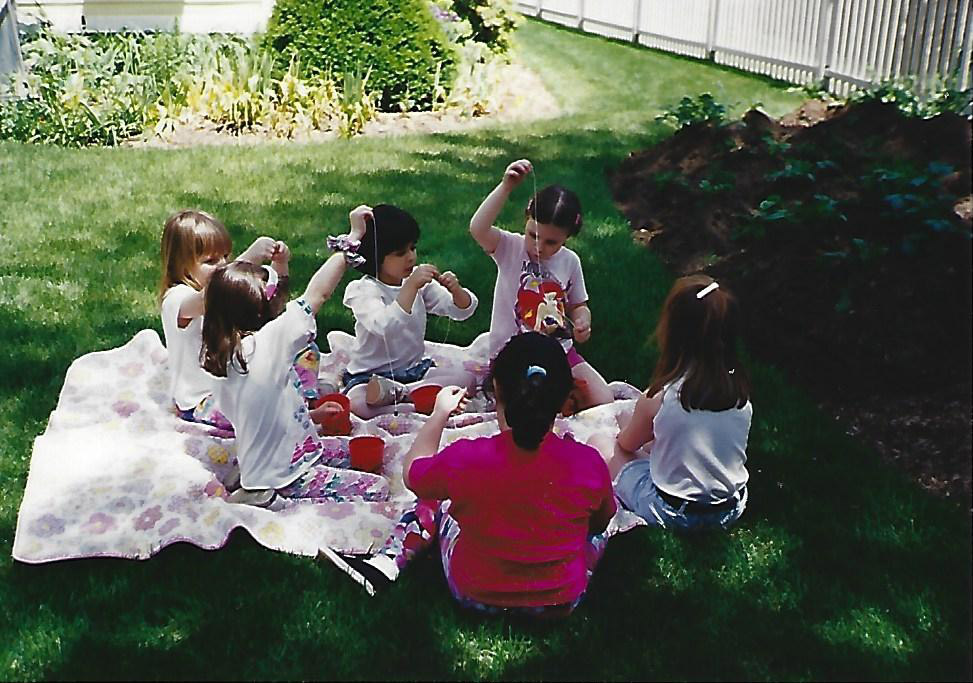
(590, 275, 752, 531)
(341, 204, 479, 419)
(469, 159, 614, 413)
(200, 239, 389, 506)
(158, 209, 287, 432)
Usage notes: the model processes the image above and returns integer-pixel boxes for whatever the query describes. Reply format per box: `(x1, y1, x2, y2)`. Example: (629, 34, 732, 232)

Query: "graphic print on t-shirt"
(515, 262, 573, 341)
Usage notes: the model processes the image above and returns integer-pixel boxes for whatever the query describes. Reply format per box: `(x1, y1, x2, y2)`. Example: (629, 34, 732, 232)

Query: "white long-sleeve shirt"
(343, 276, 478, 375)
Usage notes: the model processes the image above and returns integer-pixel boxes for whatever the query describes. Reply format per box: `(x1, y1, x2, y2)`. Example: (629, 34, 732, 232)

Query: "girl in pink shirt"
(335, 332, 616, 615)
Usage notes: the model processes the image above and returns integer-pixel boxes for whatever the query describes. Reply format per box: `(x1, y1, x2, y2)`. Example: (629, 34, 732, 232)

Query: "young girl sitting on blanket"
(159, 209, 310, 432)
(337, 332, 617, 615)
(469, 159, 613, 413)
(199, 230, 389, 508)
(591, 275, 752, 531)
(340, 204, 479, 419)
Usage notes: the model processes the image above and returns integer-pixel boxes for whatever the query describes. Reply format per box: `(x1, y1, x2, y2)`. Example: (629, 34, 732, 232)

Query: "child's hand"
(348, 205, 373, 242)
(405, 264, 440, 291)
(239, 236, 277, 264)
(271, 240, 291, 265)
(432, 386, 468, 418)
(436, 270, 462, 293)
(573, 319, 591, 343)
(501, 159, 532, 190)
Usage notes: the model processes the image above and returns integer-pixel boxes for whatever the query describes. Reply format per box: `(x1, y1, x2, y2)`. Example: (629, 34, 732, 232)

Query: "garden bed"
(128, 60, 558, 147)
(609, 99, 972, 507)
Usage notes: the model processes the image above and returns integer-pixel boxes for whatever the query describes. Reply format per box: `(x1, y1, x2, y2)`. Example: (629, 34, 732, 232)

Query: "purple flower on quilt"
(82, 512, 116, 535)
(133, 505, 163, 531)
(29, 513, 66, 537)
(158, 518, 180, 535)
(317, 502, 355, 520)
(184, 438, 203, 457)
(167, 495, 199, 522)
(112, 400, 140, 418)
(463, 359, 490, 379)
(119, 362, 144, 378)
(109, 496, 136, 514)
(203, 479, 227, 498)
(371, 502, 401, 520)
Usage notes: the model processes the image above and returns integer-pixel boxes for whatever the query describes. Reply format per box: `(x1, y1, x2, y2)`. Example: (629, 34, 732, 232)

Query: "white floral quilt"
(13, 328, 646, 585)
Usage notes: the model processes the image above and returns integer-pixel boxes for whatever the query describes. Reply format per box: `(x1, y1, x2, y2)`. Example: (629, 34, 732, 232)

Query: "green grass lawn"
(0, 19, 970, 681)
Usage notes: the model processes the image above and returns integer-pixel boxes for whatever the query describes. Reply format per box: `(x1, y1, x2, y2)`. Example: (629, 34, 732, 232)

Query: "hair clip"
(262, 265, 279, 300)
(696, 282, 719, 299)
(575, 213, 581, 226)
(526, 365, 547, 380)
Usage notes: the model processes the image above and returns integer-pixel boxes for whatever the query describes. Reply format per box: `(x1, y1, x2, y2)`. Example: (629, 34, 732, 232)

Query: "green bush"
(431, 0, 522, 54)
(263, 0, 454, 111)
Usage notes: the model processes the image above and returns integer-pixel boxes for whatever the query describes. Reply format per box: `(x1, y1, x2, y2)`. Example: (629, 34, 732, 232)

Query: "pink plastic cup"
(410, 385, 442, 415)
(349, 436, 384, 473)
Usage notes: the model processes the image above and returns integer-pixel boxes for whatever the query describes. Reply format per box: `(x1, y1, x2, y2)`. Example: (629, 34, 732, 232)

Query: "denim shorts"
(614, 459, 747, 532)
(341, 357, 435, 393)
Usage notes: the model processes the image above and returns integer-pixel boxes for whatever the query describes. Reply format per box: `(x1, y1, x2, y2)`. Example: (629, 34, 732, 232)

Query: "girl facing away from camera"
(199, 222, 389, 508)
(339, 204, 479, 419)
(469, 159, 614, 413)
(159, 209, 296, 432)
(590, 275, 752, 531)
(335, 332, 616, 615)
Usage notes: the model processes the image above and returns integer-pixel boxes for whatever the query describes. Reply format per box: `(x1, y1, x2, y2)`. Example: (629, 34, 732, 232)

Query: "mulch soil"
(608, 99, 972, 509)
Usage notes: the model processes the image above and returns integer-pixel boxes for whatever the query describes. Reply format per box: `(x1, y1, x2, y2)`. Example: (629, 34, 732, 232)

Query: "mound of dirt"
(609, 100, 972, 507)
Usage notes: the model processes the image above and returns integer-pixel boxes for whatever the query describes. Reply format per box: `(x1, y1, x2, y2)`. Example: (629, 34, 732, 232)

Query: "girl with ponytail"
(335, 332, 616, 614)
(591, 274, 752, 532)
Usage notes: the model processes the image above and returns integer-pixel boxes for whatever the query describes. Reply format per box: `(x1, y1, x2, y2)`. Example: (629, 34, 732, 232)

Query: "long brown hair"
(648, 274, 750, 412)
(200, 262, 276, 377)
(159, 210, 232, 301)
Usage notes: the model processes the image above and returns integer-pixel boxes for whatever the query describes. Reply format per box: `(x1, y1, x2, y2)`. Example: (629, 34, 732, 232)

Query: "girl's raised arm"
(300, 253, 348, 315)
(470, 159, 532, 254)
(302, 208, 372, 314)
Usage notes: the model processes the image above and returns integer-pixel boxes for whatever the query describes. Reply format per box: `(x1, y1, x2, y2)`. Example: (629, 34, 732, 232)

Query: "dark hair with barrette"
(485, 332, 574, 450)
(526, 185, 583, 237)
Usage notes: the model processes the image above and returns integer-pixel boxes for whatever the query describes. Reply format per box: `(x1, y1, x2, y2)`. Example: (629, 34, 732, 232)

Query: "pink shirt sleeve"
(407, 439, 471, 500)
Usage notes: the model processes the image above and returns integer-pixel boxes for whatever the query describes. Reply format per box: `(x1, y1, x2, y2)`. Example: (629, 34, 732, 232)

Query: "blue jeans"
(614, 459, 747, 531)
(341, 357, 435, 393)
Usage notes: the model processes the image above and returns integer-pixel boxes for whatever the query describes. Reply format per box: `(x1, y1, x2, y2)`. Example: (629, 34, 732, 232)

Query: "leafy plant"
(263, 0, 453, 111)
(439, 0, 522, 54)
(0, 27, 379, 145)
(848, 74, 973, 118)
(657, 93, 728, 129)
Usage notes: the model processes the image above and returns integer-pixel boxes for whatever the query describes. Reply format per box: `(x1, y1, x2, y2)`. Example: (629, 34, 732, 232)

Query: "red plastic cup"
(349, 436, 384, 473)
(410, 385, 442, 415)
(311, 393, 352, 436)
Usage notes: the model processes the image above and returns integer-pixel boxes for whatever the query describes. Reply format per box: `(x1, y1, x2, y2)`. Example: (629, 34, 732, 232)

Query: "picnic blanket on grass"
(13, 329, 647, 586)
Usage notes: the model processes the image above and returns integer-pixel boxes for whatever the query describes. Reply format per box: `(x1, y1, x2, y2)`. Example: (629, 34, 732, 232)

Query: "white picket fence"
(516, 0, 973, 96)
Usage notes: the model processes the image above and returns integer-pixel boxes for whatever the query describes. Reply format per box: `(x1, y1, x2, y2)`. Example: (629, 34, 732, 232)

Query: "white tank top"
(649, 377, 751, 502)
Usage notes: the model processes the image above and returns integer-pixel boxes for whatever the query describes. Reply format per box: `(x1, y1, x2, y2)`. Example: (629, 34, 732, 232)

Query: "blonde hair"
(159, 210, 232, 302)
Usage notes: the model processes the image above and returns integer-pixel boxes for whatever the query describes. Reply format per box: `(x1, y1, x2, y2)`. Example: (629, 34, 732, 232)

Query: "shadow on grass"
(1, 122, 970, 680)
